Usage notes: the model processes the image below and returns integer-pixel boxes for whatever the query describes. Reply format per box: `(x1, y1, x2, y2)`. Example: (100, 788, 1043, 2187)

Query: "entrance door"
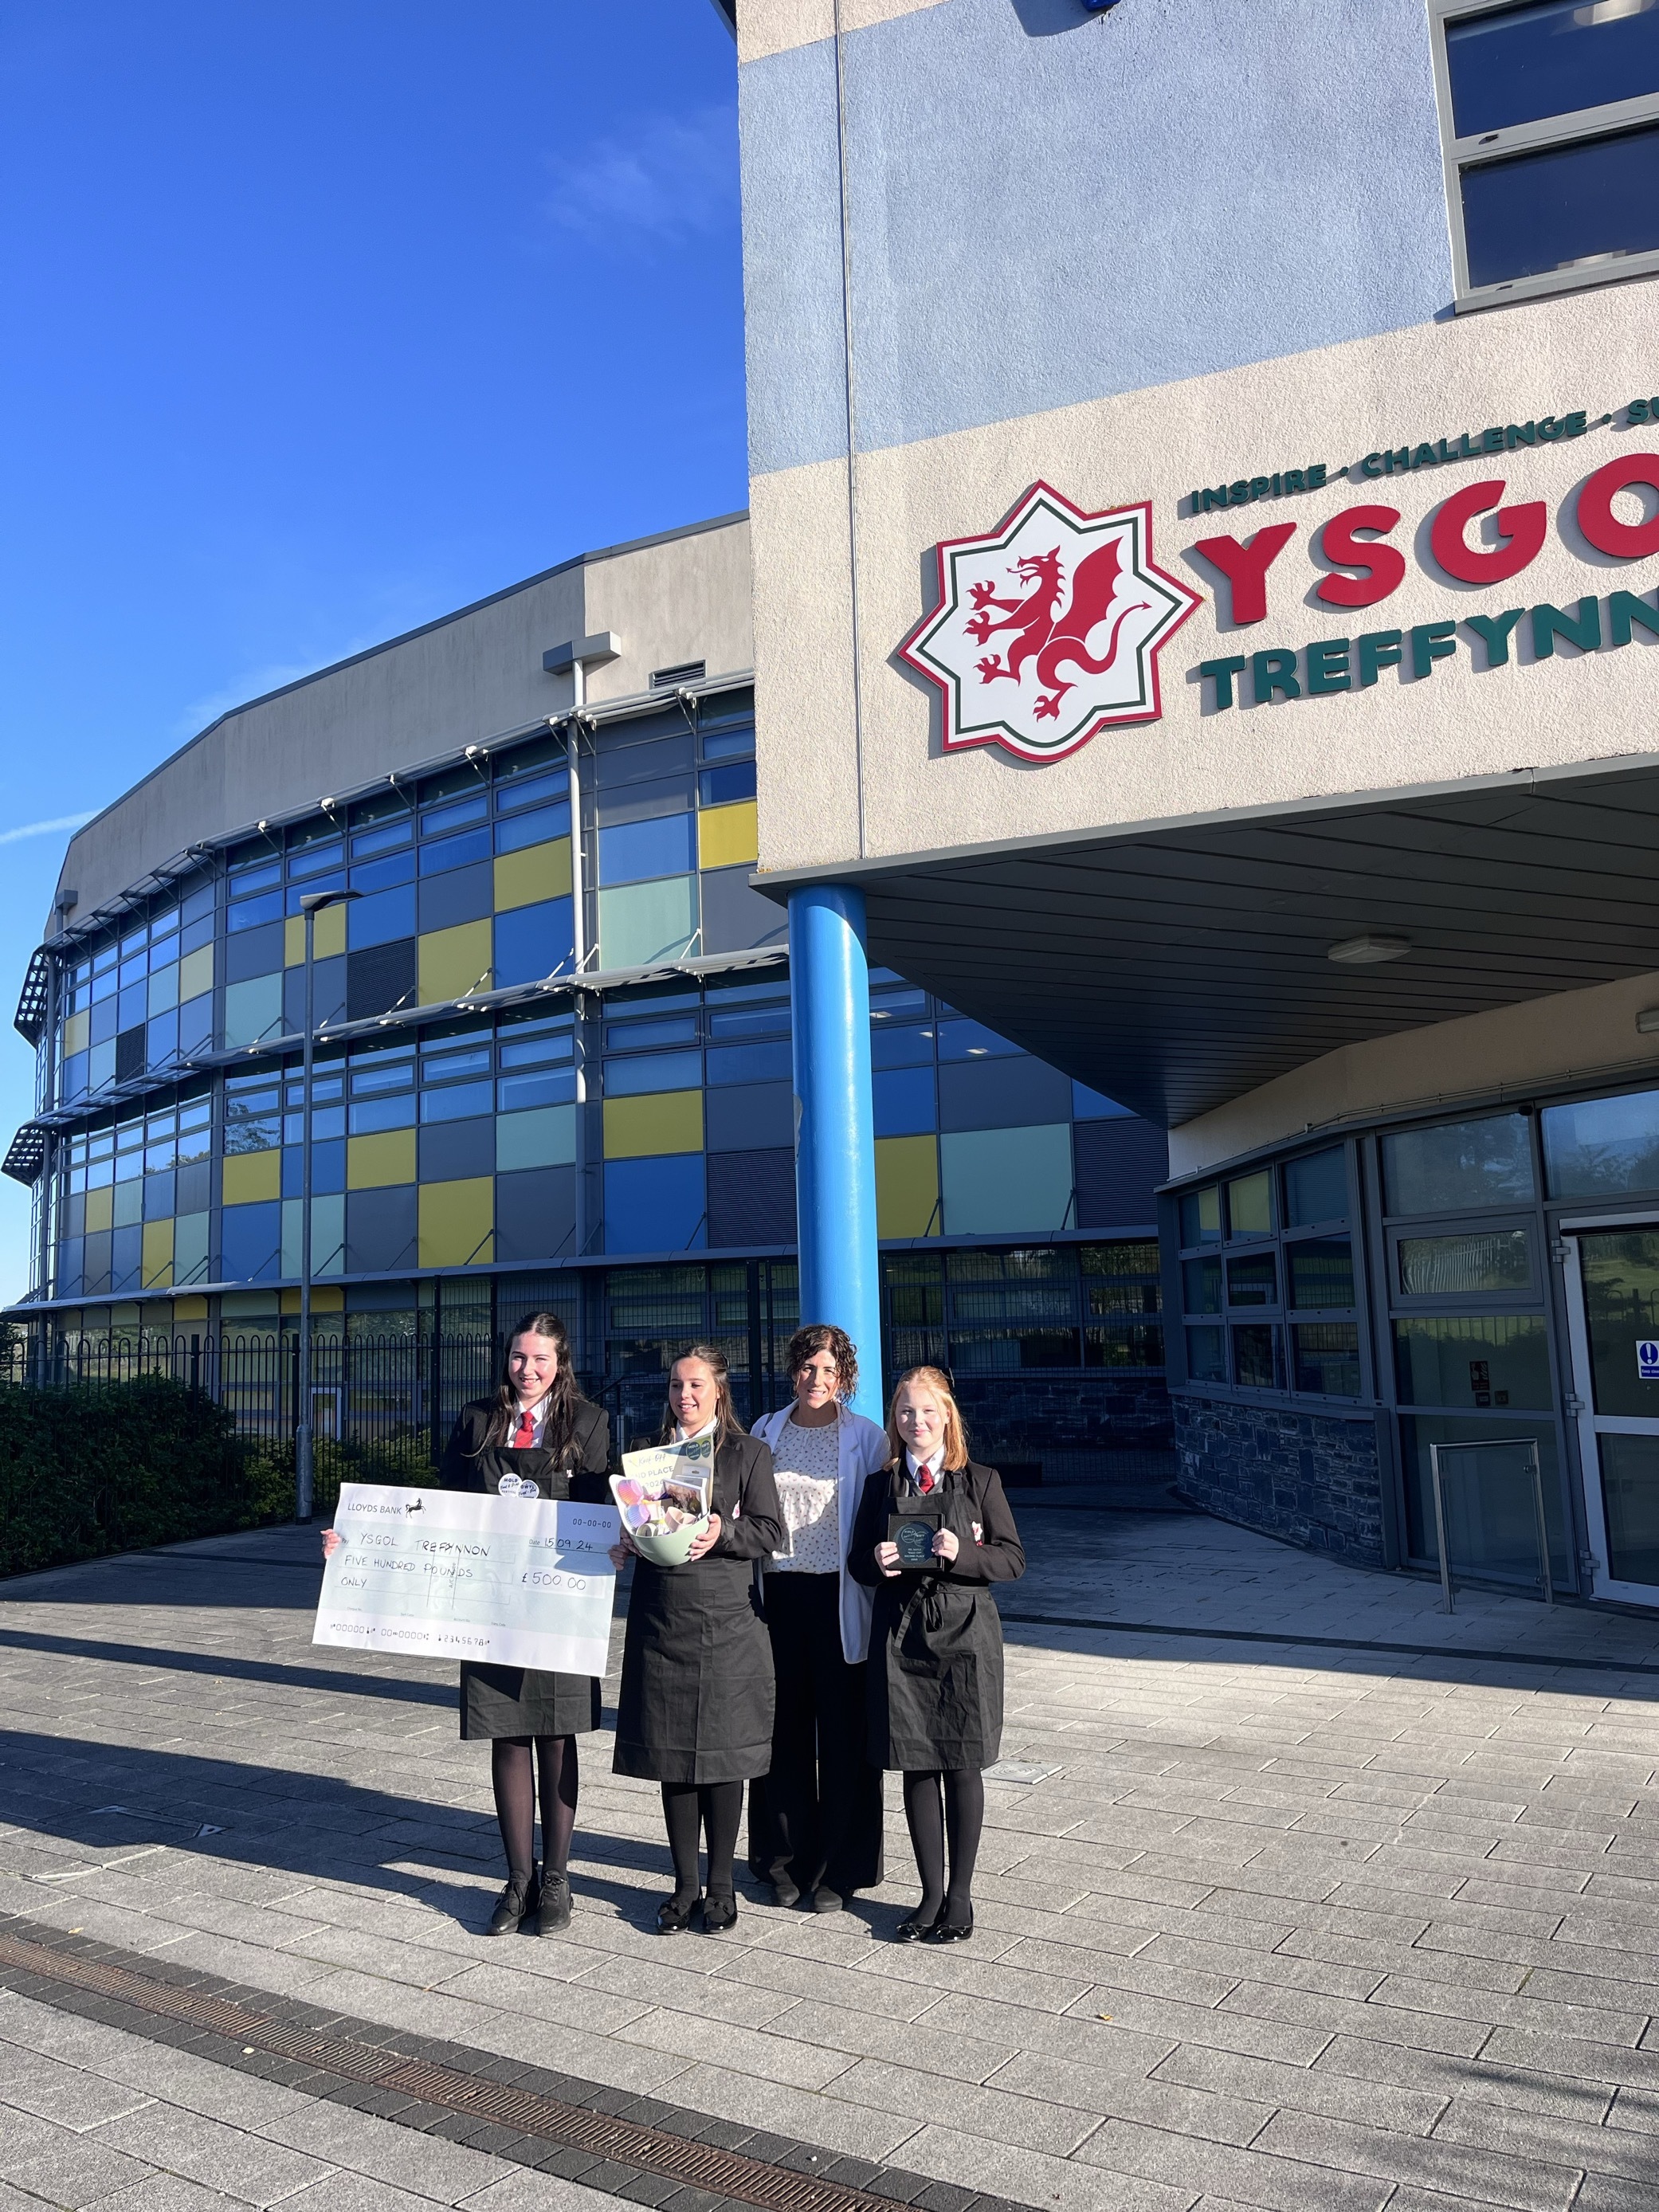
(1562, 1226, 1659, 1603)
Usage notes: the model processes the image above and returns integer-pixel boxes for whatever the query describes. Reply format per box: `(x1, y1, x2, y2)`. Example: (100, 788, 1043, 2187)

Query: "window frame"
(1169, 1139, 1369, 1404)
(1430, 0, 1659, 312)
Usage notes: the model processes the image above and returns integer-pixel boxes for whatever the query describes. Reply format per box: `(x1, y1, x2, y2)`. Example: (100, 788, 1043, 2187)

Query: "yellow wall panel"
(314, 900, 347, 958)
(222, 1149, 280, 1206)
(603, 1090, 704, 1159)
(494, 838, 572, 912)
(178, 943, 214, 1001)
(418, 920, 493, 1006)
(419, 1178, 495, 1268)
(172, 1295, 210, 1323)
(63, 1009, 89, 1057)
(286, 904, 347, 963)
(347, 1129, 417, 1188)
(698, 800, 759, 872)
(141, 1220, 174, 1289)
(84, 1185, 114, 1235)
(877, 1135, 940, 1238)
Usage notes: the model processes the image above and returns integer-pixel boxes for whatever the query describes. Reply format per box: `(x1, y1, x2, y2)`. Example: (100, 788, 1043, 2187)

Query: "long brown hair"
(658, 1342, 740, 1445)
(480, 1312, 582, 1460)
(784, 1323, 858, 1404)
(884, 1364, 969, 1473)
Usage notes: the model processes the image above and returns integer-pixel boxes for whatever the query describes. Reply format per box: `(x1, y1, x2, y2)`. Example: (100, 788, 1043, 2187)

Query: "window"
(1398, 1229, 1532, 1296)
(1293, 1324, 1361, 1397)
(1226, 1170, 1273, 1238)
(1433, 0, 1659, 308)
(1226, 1252, 1277, 1307)
(1179, 1185, 1222, 1245)
(1284, 1147, 1347, 1228)
(1177, 1163, 1359, 1398)
(1394, 1313, 1553, 1410)
(1288, 1238, 1355, 1309)
(1542, 1086, 1659, 1198)
(1382, 1113, 1535, 1215)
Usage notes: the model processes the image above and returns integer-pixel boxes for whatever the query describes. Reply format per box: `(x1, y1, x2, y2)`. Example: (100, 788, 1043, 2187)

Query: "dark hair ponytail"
(480, 1312, 582, 1460)
(658, 1342, 739, 1445)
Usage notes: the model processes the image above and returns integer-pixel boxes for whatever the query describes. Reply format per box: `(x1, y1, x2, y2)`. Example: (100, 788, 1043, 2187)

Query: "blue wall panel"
(742, 0, 1453, 475)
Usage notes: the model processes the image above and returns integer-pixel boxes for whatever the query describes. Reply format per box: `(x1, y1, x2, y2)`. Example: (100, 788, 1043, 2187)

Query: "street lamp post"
(296, 888, 359, 1523)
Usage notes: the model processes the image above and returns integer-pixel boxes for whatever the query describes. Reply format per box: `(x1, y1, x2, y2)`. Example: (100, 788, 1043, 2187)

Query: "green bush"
(0, 1377, 277, 1578)
(241, 1430, 438, 1520)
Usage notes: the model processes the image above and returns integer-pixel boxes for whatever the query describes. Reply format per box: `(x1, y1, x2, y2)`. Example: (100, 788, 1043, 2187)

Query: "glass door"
(1561, 1226, 1659, 1603)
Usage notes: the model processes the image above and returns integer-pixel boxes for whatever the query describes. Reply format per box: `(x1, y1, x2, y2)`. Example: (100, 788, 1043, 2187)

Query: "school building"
(4, 516, 1168, 1463)
(731, 0, 1659, 1606)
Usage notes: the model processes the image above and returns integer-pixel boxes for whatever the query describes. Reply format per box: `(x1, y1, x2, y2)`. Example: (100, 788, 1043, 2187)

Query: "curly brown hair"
(785, 1324, 858, 1402)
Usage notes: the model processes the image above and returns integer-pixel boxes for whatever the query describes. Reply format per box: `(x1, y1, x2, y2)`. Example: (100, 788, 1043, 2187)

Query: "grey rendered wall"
(49, 514, 753, 931)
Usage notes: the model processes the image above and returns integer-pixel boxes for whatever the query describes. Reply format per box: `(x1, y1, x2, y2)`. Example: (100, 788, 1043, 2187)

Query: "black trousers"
(747, 1572, 884, 1896)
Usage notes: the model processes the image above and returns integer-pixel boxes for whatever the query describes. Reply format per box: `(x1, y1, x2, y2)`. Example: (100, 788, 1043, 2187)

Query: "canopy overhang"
(755, 756, 1659, 1130)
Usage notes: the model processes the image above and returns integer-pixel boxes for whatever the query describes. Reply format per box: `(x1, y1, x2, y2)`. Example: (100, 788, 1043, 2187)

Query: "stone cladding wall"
(1174, 1393, 1386, 1565)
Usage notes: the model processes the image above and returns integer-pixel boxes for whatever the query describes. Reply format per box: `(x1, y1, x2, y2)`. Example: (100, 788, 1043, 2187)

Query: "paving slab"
(6, 1510, 1659, 2212)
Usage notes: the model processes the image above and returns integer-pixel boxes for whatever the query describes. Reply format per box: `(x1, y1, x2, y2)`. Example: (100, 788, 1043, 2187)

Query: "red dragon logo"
(899, 480, 1200, 763)
(965, 543, 1150, 721)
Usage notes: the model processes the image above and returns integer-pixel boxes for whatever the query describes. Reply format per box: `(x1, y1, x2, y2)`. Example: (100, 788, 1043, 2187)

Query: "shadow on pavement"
(0, 1626, 453, 1708)
(0, 1728, 683, 1936)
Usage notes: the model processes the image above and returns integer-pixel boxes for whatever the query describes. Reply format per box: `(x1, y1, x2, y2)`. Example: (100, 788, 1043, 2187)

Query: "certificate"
(314, 1483, 622, 1677)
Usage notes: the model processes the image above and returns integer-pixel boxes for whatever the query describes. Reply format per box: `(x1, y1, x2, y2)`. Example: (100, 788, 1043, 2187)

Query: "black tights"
(661, 1780, 744, 1906)
(902, 1767, 985, 1920)
(490, 1735, 578, 1885)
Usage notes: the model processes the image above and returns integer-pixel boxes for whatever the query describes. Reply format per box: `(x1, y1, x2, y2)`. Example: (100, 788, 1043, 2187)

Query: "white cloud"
(543, 103, 738, 246)
(0, 810, 96, 847)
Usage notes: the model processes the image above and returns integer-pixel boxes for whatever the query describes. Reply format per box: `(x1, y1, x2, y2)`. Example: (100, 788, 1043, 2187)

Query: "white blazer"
(751, 1402, 889, 1664)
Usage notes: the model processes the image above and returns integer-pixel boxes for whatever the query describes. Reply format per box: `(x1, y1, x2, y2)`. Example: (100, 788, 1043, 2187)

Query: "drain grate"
(0, 1921, 1017, 2212)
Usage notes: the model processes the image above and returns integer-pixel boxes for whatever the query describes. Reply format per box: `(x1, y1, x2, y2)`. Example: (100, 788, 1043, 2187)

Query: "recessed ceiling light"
(1637, 1008, 1659, 1034)
(1328, 935, 1411, 966)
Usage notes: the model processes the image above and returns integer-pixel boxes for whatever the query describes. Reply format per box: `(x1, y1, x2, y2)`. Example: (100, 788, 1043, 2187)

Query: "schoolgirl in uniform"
(849, 1365, 1026, 1943)
(611, 1343, 782, 1933)
(747, 1324, 889, 1912)
(440, 1312, 611, 1938)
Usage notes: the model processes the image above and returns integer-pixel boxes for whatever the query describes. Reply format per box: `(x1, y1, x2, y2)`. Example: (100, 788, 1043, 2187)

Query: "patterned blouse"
(767, 1414, 842, 1575)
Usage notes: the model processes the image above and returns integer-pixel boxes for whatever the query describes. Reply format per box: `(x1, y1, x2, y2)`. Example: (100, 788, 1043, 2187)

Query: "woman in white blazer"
(747, 1324, 890, 1912)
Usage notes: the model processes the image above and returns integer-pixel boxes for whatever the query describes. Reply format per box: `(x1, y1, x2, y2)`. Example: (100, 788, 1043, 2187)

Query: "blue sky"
(0, 0, 746, 1301)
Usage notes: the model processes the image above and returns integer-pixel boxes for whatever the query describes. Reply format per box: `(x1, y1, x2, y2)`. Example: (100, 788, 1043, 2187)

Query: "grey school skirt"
(458, 1664, 602, 1739)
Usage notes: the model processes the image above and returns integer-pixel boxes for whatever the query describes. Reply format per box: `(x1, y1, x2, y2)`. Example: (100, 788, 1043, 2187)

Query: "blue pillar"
(789, 884, 884, 1426)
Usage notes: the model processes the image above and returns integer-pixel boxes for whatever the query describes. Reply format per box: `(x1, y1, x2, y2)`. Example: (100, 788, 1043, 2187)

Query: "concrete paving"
(2, 1506, 1659, 2212)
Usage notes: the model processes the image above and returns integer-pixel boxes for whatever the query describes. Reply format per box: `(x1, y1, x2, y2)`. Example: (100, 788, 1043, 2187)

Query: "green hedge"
(0, 1378, 444, 1579)
(0, 1377, 280, 1578)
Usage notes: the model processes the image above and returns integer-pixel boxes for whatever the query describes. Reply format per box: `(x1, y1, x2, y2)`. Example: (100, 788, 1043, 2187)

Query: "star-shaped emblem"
(898, 480, 1202, 763)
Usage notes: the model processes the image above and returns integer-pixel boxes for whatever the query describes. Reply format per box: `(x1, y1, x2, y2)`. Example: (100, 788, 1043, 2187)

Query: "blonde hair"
(884, 1365, 969, 1473)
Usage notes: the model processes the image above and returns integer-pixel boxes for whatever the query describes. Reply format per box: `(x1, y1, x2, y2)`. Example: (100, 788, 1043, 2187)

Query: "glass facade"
(1167, 1074, 1659, 1599)
(17, 683, 1170, 1460)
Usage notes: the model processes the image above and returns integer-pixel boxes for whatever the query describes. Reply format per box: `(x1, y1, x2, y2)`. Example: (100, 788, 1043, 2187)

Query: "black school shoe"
(536, 1871, 572, 1934)
(657, 1893, 697, 1934)
(487, 1869, 539, 1936)
(699, 1892, 738, 1934)
(894, 1905, 940, 1943)
(930, 1909, 974, 1943)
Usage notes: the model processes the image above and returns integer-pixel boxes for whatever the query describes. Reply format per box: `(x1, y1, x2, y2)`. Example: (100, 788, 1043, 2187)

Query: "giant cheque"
(314, 1484, 622, 1677)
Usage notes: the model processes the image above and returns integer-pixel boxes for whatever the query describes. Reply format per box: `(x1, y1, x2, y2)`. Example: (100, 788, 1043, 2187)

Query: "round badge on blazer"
(497, 1473, 523, 1496)
(517, 1478, 539, 1498)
